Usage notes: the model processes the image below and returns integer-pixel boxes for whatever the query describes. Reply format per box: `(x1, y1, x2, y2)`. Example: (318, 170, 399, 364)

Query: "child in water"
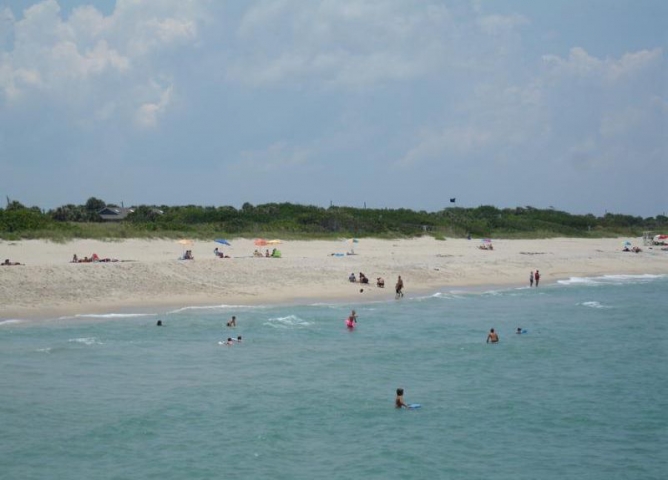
(395, 388, 408, 409)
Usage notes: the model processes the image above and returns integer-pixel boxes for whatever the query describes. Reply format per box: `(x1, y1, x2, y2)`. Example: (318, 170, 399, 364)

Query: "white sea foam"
(0, 319, 23, 326)
(68, 337, 103, 345)
(579, 301, 609, 309)
(432, 291, 466, 300)
(558, 274, 666, 286)
(167, 304, 268, 314)
(264, 315, 312, 329)
(73, 313, 155, 319)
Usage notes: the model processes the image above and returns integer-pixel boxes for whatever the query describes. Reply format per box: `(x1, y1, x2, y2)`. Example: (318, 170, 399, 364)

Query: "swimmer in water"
(395, 388, 408, 409)
(516, 327, 522, 334)
(486, 328, 499, 343)
(346, 310, 357, 328)
(226, 315, 236, 327)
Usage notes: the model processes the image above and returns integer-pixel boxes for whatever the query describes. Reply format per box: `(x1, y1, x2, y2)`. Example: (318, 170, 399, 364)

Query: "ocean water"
(1, 275, 667, 480)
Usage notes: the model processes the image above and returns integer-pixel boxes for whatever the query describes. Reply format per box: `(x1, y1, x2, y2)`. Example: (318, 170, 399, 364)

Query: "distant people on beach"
(2, 259, 22, 266)
(376, 277, 385, 288)
(349, 272, 356, 283)
(182, 250, 194, 260)
(227, 316, 237, 327)
(487, 328, 499, 343)
(253, 249, 263, 257)
(395, 388, 408, 409)
(534, 270, 540, 287)
(529, 271, 534, 287)
(359, 272, 369, 284)
(395, 276, 404, 298)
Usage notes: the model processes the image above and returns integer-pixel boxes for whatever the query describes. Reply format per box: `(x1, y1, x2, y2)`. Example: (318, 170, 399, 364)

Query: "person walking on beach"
(534, 270, 540, 287)
(529, 271, 534, 287)
(486, 328, 499, 343)
(395, 276, 404, 299)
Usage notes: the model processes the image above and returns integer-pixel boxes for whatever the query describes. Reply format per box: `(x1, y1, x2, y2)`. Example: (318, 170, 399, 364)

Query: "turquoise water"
(2, 275, 667, 479)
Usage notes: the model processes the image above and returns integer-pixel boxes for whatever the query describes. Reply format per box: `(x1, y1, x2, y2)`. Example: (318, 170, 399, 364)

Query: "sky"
(0, 0, 666, 217)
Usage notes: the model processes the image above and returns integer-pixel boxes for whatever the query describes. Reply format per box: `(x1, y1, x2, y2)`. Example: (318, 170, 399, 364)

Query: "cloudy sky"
(1, 0, 666, 216)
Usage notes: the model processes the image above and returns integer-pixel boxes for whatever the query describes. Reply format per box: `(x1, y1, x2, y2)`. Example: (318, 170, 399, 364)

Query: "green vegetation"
(1, 198, 666, 241)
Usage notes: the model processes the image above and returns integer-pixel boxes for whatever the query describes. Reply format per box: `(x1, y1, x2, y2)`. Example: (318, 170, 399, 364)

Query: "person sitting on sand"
(253, 249, 263, 257)
(377, 277, 385, 288)
(359, 272, 369, 284)
(265, 249, 270, 257)
(395, 388, 408, 409)
(487, 328, 499, 343)
(2, 259, 21, 266)
(349, 272, 356, 283)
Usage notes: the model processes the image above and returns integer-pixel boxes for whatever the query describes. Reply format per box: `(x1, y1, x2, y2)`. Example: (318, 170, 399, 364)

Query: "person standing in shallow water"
(487, 328, 499, 343)
(395, 276, 404, 298)
(529, 271, 534, 287)
(534, 270, 540, 287)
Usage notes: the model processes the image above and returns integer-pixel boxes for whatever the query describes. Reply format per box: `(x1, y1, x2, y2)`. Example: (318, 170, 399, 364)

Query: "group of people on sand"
(348, 273, 404, 298)
(2, 258, 22, 266)
(478, 243, 494, 250)
(71, 253, 118, 263)
(622, 246, 642, 253)
(181, 250, 194, 260)
(529, 270, 540, 287)
(253, 248, 281, 258)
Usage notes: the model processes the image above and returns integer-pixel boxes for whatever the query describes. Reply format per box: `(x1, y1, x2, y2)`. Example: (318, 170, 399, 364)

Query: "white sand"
(1, 237, 666, 319)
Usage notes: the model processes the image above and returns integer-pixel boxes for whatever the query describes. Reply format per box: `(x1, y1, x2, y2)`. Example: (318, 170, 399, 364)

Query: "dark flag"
(450, 198, 456, 203)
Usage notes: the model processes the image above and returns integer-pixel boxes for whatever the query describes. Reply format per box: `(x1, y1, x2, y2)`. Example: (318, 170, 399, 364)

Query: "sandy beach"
(1, 236, 666, 319)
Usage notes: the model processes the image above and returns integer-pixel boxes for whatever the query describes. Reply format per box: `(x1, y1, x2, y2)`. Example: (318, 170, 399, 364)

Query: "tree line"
(1, 197, 666, 240)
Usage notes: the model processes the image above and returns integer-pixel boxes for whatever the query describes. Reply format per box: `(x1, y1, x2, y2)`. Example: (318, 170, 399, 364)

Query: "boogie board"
(408, 403, 421, 409)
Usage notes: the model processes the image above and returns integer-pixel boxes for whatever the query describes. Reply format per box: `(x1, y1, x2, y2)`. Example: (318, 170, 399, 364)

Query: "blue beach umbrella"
(215, 239, 231, 246)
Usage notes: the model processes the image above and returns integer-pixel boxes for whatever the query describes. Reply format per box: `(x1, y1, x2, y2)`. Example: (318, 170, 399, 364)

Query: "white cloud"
(228, 0, 455, 88)
(134, 81, 173, 129)
(542, 46, 662, 83)
(236, 141, 313, 172)
(0, 0, 204, 127)
(477, 13, 529, 35)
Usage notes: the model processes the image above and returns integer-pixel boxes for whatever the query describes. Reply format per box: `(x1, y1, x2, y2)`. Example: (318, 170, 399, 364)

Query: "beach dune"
(1, 237, 666, 319)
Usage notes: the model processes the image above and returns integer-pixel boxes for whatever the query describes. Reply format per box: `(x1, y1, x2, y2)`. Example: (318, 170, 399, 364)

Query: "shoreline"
(2, 237, 667, 321)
